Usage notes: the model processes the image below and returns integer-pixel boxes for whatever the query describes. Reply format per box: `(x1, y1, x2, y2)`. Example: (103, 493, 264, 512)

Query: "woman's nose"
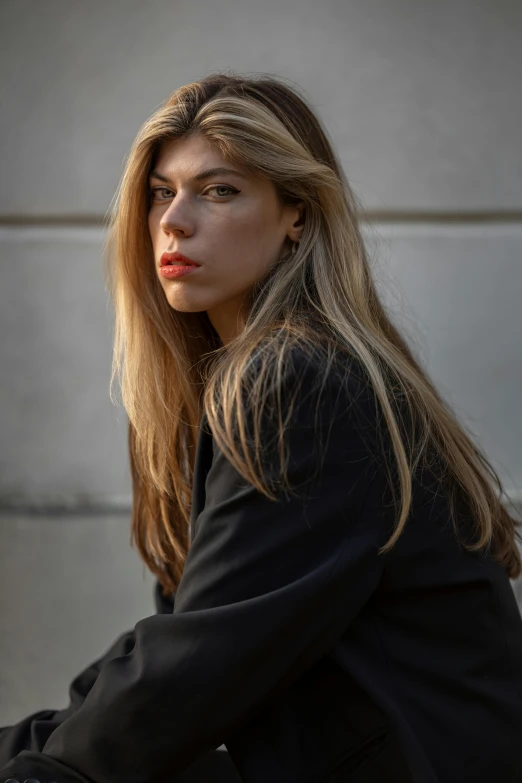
(159, 197, 194, 235)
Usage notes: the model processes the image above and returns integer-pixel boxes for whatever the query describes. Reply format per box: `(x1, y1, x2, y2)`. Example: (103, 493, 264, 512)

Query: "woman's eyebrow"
(149, 167, 246, 183)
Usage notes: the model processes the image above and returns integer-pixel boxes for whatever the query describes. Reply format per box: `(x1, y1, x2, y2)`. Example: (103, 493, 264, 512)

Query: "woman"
(1, 72, 522, 783)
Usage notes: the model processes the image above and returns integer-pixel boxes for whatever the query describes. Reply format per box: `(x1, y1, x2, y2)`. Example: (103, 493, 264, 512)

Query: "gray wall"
(1, 0, 521, 726)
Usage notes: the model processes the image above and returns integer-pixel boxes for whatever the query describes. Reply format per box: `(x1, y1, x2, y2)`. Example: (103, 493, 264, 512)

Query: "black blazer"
(2, 350, 522, 783)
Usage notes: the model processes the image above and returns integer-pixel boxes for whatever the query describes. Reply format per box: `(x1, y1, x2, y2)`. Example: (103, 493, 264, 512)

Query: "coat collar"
(189, 411, 214, 543)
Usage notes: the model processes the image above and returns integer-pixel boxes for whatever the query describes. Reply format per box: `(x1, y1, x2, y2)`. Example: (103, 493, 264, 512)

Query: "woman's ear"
(287, 201, 305, 243)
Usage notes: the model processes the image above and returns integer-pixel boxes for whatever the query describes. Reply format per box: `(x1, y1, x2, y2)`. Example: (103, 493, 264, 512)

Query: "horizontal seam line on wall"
(1, 212, 522, 227)
(1, 492, 521, 516)
(0, 494, 134, 515)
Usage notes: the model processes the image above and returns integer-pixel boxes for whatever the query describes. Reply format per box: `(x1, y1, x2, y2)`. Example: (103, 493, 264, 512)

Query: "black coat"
(2, 350, 522, 783)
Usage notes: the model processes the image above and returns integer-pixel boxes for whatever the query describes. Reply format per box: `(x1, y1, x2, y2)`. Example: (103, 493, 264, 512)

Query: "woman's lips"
(159, 263, 200, 279)
(160, 251, 200, 266)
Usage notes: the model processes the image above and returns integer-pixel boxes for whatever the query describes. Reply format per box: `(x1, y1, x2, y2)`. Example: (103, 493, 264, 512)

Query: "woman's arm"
(0, 581, 174, 761)
(0, 352, 388, 783)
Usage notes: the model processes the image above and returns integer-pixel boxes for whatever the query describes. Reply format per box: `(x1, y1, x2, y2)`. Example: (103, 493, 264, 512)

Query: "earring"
(291, 241, 299, 255)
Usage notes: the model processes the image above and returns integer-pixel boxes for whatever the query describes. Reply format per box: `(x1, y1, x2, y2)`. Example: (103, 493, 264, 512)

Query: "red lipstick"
(159, 251, 201, 279)
(160, 251, 201, 267)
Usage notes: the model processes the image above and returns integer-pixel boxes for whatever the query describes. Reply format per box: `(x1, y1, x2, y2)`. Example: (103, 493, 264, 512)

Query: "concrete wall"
(1, 0, 521, 731)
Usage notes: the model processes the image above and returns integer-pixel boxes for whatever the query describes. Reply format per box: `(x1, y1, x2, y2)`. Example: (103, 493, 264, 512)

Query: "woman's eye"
(150, 187, 174, 201)
(205, 185, 239, 198)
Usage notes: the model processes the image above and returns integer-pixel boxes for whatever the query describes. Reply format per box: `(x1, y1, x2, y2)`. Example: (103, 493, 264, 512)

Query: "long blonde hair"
(103, 71, 521, 597)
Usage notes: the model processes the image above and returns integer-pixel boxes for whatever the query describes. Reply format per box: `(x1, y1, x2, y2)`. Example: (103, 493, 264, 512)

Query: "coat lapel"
(189, 411, 214, 543)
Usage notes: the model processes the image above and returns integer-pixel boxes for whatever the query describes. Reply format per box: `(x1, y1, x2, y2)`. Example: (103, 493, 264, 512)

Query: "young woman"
(2, 72, 522, 783)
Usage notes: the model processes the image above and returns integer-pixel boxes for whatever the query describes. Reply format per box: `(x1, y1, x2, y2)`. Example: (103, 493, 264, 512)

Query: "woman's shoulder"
(243, 339, 381, 455)
(249, 336, 372, 399)
(282, 343, 377, 419)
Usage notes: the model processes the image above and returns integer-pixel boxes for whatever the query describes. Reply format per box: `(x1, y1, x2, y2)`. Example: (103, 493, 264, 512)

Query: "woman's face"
(148, 133, 303, 345)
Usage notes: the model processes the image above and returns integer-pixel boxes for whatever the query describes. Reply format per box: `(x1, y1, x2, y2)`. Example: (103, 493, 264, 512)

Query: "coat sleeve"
(0, 581, 174, 763)
(0, 353, 390, 783)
